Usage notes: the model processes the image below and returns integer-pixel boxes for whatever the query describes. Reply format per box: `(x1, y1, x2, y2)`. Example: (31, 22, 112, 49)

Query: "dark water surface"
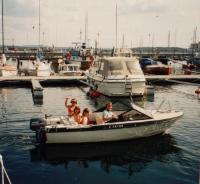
(0, 84, 199, 184)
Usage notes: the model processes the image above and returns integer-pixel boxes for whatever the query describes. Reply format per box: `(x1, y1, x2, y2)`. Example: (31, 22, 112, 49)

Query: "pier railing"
(0, 154, 12, 184)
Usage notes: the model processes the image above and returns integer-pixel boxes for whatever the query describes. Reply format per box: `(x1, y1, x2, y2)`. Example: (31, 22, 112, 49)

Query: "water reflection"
(32, 97, 43, 105)
(30, 134, 180, 175)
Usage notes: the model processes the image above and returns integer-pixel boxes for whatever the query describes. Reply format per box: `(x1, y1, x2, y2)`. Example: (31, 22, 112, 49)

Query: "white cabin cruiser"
(58, 63, 83, 76)
(30, 103, 183, 144)
(86, 57, 146, 97)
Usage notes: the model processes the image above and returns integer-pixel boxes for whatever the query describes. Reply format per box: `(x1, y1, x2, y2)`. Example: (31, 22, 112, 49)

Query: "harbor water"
(0, 84, 199, 184)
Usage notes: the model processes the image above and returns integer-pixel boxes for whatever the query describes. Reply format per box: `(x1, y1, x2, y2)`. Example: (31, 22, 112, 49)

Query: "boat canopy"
(98, 57, 143, 77)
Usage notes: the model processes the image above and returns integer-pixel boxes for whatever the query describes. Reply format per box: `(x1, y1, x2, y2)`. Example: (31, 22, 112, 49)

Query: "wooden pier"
(31, 79, 43, 98)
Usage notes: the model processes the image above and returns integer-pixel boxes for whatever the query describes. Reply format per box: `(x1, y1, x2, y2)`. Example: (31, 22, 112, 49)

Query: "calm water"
(0, 84, 200, 184)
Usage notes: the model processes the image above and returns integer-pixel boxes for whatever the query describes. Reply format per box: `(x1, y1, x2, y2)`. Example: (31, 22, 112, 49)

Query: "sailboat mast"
(38, 0, 41, 49)
(2, 0, 5, 53)
(115, 4, 118, 49)
(84, 12, 88, 47)
(167, 30, 170, 47)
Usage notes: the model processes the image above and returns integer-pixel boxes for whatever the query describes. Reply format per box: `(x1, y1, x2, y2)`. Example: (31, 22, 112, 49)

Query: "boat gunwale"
(45, 114, 182, 133)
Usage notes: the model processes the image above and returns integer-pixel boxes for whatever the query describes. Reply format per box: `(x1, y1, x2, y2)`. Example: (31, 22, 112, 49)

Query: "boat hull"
(36, 70, 51, 77)
(44, 117, 179, 144)
(88, 79, 146, 97)
(0, 66, 17, 76)
(144, 65, 173, 75)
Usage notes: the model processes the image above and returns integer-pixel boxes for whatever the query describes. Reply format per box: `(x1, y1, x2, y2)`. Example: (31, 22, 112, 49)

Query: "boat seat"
(89, 112, 104, 124)
(89, 111, 125, 124)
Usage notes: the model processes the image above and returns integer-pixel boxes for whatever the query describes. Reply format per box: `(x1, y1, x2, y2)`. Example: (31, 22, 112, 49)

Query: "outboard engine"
(30, 118, 45, 131)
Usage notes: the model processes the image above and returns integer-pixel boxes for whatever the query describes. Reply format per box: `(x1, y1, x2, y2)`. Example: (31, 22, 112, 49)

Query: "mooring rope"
(0, 154, 12, 184)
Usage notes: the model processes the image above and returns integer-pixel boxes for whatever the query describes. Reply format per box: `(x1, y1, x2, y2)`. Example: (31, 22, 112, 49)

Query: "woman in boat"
(73, 106, 82, 124)
(65, 97, 77, 116)
(81, 108, 90, 125)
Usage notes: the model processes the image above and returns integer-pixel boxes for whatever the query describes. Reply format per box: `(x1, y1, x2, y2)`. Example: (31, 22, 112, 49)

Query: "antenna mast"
(84, 12, 88, 47)
(2, 0, 5, 53)
(115, 4, 118, 49)
(38, 0, 41, 49)
(168, 30, 171, 47)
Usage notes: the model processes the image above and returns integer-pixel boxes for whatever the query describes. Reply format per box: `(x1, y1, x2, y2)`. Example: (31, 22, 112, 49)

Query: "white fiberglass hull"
(36, 69, 51, 77)
(36, 62, 51, 77)
(43, 112, 182, 144)
(96, 80, 146, 96)
(87, 76, 146, 96)
(46, 121, 171, 143)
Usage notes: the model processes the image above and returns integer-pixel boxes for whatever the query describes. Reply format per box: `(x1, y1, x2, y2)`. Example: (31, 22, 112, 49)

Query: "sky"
(1, 0, 200, 48)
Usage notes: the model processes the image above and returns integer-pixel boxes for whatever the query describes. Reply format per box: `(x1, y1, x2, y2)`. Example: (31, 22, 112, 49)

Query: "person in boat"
(65, 97, 77, 117)
(73, 106, 82, 124)
(102, 102, 118, 123)
(81, 108, 90, 125)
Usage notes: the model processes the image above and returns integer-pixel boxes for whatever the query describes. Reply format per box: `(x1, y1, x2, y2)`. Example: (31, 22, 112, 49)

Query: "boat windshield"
(68, 66, 74, 71)
(74, 65, 79, 71)
(119, 109, 152, 121)
(126, 61, 143, 75)
(108, 60, 124, 75)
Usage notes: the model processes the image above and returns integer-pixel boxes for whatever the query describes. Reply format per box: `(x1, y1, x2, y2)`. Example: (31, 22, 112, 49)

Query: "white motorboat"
(58, 63, 83, 76)
(30, 103, 183, 144)
(65, 42, 94, 70)
(86, 57, 146, 97)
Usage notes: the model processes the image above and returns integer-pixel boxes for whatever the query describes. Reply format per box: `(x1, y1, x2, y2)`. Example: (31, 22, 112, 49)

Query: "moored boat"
(0, 59, 17, 77)
(65, 42, 94, 70)
(58, 63, 83, 76)
(140, 58, 173, 75)
(86, 57, 146, 97)
(0, 0, 17, 77)
(30, 103, 183, 144)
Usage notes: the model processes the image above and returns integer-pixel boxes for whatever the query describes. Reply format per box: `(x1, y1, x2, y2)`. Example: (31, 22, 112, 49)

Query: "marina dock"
(0, 75, 199, 85)
(145, 74, 200, 83)
(31, 79, 43, 98)
(0, 75, 86, 85)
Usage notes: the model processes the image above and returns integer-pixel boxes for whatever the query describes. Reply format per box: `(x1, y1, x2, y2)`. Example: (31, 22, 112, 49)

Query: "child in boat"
(65, 97, 77, 116)
(81, 108, 90, 125)
(73, 106, 82, 124)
